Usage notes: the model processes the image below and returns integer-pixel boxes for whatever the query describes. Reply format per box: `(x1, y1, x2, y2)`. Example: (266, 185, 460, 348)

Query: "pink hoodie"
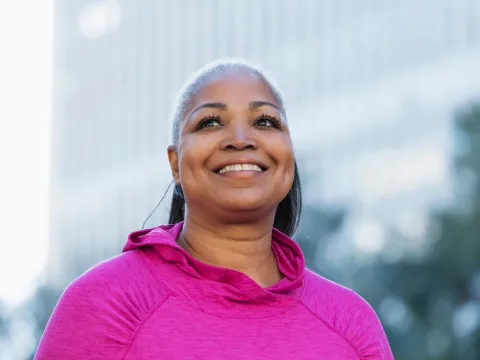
(35, 222, 394, 359)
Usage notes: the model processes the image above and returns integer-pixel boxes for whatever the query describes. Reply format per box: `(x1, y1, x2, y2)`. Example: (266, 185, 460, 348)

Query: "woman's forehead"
(191, 70, 279, 106)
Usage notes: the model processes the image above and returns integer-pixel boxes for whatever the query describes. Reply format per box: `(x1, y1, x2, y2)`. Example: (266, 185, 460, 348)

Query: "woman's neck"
(178, 214, 283, 288)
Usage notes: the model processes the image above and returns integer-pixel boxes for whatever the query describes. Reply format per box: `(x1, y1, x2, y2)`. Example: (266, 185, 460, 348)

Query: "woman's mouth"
(213, 162, 269, 178)
(218, 164, 263, 174)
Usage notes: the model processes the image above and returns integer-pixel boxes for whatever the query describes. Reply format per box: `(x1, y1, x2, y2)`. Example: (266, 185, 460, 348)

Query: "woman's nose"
(220, 121, 258, 151)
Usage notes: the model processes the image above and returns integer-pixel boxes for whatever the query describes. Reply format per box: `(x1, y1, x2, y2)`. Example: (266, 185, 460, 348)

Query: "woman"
(35, 59, 394, 359)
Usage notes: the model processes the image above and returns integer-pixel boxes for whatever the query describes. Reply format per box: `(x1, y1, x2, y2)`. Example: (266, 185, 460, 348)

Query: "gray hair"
(169, 58, 285, 146)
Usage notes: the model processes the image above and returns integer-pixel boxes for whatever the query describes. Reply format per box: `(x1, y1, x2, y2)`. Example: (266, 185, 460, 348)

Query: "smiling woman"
(34, 59, 394, 360)
(167, 60, 302, 238)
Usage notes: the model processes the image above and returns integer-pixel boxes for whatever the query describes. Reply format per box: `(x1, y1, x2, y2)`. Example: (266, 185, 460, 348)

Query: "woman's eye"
(255, 115, 282, 129)
(196, 116, 222, 130)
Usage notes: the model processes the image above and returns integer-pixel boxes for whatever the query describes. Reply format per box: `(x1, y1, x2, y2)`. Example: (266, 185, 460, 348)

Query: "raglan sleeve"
(34, 262, 140, 360)
(341, 289, 395, 360)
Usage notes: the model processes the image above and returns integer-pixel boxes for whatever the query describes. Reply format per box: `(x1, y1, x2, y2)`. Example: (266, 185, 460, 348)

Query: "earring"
(173, 173, 180, 185)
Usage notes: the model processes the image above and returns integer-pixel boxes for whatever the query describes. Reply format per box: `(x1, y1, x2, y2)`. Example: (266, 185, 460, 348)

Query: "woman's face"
(168, 70, 295, 221)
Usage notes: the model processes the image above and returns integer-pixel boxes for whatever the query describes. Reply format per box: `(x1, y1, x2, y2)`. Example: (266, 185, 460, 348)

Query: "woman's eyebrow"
(248, 100, 281, 112)
(188, 100, 284, 122)
(188, 102, 227, 121)
(249, 101, 286, 118)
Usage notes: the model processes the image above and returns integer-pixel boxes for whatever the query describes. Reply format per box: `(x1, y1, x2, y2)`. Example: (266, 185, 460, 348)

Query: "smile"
(218, 164, 263, 174)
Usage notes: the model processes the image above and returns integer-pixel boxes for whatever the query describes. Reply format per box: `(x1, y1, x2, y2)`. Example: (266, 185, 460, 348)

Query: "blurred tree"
(23, 284, 60, 360)
(0, 300, 9, 338)
(0, 300, 12, 357)
(356, 102, 480, 360)
(294, 158, 348, 276)
(26, 285, 60, 345)
(296, 204, 346, 279)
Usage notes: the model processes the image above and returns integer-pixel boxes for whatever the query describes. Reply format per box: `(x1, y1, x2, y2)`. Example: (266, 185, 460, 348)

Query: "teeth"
(218, 164, 263, 174)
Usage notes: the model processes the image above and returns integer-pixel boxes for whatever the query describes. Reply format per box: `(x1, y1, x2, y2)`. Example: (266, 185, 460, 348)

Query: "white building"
(48, 0, 480, 288)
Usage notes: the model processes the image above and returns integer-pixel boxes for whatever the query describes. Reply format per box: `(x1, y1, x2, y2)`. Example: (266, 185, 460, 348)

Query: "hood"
(122, 222, 306, 317)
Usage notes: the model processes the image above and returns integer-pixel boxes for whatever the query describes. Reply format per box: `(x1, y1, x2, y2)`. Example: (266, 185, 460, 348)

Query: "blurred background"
(1, 0, 480, 359)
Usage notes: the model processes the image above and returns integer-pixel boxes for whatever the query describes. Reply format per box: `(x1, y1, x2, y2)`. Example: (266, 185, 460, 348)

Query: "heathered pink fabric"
(35, 222, 394, 359)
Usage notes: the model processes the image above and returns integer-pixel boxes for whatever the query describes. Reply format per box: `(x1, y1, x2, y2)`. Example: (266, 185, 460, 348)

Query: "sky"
(0, 1, 53, 306)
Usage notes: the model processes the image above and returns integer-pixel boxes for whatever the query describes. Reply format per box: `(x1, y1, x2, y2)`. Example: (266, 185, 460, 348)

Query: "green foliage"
(296, 101, 480, 360)
(0, 300, 10, 339)
(368, 102, 480, 360)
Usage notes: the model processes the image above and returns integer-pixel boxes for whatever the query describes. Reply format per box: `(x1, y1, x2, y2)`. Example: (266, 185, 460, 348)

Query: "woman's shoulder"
(70, 249, 166, 297)
(54, 248, 170, 328)
(301, 269, 393, 359)
(35, 249, 171, 359)
(302, 268, 373, 311)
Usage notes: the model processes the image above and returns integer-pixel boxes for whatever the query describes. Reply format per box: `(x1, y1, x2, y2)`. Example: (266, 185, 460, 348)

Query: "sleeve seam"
(299, 301, 363, 360)
(121, 292, 171, 360)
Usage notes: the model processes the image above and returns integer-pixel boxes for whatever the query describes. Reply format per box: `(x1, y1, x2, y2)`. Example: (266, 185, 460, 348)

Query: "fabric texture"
(35, 222, 395, 359)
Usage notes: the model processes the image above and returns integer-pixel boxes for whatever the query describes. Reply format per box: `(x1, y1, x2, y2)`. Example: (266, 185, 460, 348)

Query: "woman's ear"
(167, 145, 180, 184)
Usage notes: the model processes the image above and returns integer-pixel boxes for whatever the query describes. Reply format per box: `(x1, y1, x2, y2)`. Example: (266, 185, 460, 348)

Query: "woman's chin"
(214, 195, 274, 214)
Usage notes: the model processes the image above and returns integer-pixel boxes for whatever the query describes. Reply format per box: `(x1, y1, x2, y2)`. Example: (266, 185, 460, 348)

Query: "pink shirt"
(35, 222, 394, 359)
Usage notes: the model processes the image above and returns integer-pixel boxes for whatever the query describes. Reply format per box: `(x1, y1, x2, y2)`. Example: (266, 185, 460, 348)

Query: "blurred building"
(48, 0, 480, 288)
